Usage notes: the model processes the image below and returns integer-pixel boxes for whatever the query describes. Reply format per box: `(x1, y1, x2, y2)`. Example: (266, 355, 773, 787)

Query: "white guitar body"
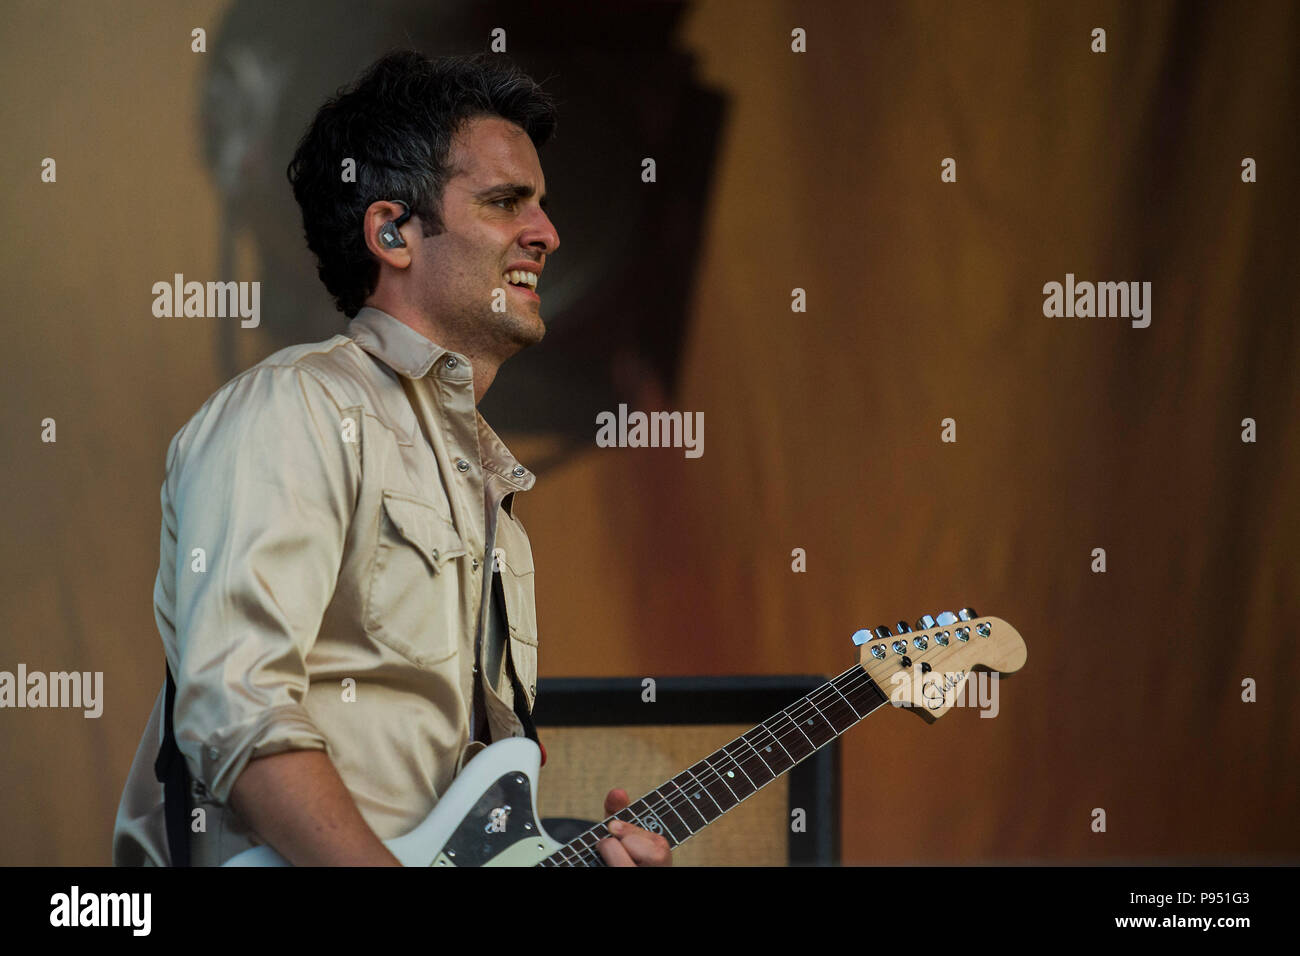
(222, 737, 563, 867)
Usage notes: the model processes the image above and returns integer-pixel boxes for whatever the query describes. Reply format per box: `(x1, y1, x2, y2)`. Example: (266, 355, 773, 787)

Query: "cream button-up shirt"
(112, 307, 540, 866)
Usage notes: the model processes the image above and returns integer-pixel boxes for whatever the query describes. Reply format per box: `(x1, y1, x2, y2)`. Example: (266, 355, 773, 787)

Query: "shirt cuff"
(191, 704, 330, 806)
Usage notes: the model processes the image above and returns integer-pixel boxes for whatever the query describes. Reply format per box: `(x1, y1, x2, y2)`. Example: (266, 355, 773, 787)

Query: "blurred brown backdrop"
(1, 0, 1296, 866)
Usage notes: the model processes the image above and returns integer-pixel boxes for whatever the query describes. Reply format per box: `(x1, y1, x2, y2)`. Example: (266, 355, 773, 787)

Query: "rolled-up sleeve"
(166, 364, 358, 805)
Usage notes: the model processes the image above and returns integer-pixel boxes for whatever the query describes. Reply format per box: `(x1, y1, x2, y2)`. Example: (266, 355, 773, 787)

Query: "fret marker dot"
(807, 719, 813, 725)
(694, 792, 701, 799)
(727, 771, 734, 778)
(765, 746, 772, 751)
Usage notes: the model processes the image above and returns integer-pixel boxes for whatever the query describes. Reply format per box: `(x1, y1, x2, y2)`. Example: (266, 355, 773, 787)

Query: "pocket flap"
(381, 491, 467, 571)
(502, 546, 534, 576)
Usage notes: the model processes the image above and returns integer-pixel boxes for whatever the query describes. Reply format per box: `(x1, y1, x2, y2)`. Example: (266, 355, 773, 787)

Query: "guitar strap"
(493, 567, 541, 748)
(153, 663, 192, 867)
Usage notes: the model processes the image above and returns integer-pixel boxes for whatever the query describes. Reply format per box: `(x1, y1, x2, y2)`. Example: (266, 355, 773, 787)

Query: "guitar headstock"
(853, 609, 1026, 723)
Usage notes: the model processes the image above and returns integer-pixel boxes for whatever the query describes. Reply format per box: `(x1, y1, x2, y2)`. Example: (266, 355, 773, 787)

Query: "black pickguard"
(438, 772, 539, 866)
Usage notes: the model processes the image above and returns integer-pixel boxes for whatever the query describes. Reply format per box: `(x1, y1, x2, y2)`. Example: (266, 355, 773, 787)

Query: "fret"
(825, 681, 863, 729)
(818, 677, 863, 728)
(569, 827, 607, 867)
(712, 743, 759, 796)
(553, 842, 581, 866)
(710, 752, 748, 801)
(839, 666, 888, 716)
(647, 787, 695, 841)
(724, 751, 757, 796)
(786, 697, 837, 750)
(743, 722, 795, 775)
(724, 736, 773, 789)
(688, 757, 740, 813)
(621, 796, 689, 847)
(774, 707, 818, 760)
(581, 834, 607, 867)
(773, 708, 817, 756)
(660, 775, 708, 831)
(679, 765, 726, 821)
(825, 697, 860, 735)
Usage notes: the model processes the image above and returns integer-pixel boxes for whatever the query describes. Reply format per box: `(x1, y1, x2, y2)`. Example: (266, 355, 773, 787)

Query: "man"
(113, 50, 670, 867)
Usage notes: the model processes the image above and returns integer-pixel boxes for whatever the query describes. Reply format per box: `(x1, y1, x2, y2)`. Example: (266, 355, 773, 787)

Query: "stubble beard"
(452, 294, 545, 366)
(494, 288, 546, 351)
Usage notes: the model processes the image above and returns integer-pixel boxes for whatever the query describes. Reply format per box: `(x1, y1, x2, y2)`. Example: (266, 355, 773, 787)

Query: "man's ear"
(364, 200, 414, 267)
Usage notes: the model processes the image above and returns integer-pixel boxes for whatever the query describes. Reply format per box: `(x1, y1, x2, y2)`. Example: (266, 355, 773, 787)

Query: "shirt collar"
(346, 306, 536, 495)
(477, 414, 536, 495)
(345, 306, 451, 379)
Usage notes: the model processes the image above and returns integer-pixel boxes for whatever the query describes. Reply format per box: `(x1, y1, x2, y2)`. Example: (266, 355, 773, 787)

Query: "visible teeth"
(505, 270, 537, 288)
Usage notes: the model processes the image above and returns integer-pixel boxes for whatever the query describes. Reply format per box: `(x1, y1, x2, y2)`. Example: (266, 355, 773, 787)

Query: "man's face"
(412, 114, 559, 359)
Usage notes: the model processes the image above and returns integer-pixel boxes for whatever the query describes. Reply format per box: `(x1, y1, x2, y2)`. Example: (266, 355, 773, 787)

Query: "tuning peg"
(895, 621, 912, 634)
(935, 611, 959, 627)
(915, 614, 936, 631)
(957, 607, 977, 621)
(851, 629, 872, 646)
(873, 626, 892, 641)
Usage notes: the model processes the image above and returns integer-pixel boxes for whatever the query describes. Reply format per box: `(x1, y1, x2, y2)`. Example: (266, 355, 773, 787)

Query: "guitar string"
(544, 659, 904, 865)
(545, 626, 989, 866)
(543, 662, 880, 867)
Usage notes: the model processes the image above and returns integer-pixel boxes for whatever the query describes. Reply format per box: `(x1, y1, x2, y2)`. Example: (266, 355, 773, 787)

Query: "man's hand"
(596, 788, 672, 867)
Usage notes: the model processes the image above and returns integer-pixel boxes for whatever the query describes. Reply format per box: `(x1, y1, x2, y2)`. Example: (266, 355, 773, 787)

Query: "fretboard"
(536, 664, 889, 866)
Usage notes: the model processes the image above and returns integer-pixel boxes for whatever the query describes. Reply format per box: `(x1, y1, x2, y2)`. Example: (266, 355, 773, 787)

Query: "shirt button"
(511, 465, 526, 478)
(207, 746, 219, 760)
(445, 357, 458, 369)
(456, 458, 470, 473)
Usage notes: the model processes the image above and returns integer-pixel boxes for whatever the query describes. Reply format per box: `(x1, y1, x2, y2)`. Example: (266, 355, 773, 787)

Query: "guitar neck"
(538, 665, 890, 866)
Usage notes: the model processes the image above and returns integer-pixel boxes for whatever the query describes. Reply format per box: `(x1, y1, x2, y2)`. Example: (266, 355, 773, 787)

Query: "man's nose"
(523, 208, 559, 255)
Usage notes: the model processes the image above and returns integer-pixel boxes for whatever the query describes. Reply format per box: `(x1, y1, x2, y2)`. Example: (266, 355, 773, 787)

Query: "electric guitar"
(223, 608, 1026, 866)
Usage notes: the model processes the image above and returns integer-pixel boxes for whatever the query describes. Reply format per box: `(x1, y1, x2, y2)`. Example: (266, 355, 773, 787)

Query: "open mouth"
(504, 270, 539, 297)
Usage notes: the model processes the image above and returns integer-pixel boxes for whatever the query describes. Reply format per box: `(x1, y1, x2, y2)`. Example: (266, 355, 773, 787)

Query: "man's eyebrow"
(475, 182, 549, 209)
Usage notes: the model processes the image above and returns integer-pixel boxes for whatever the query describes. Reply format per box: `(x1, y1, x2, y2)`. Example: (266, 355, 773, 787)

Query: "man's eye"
(492, 197, 517, 211)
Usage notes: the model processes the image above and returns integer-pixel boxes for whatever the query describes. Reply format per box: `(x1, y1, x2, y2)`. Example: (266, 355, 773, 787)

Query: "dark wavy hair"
(287, 50, 558, 317)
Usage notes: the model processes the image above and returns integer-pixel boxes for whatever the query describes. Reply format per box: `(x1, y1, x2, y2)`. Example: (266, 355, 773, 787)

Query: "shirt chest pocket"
(365, 490, 468, 667)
